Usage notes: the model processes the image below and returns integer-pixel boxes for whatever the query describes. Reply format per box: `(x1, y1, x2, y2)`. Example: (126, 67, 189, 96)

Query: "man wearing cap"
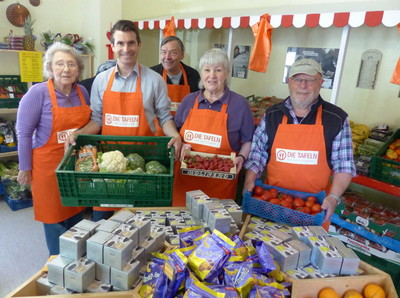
(243, 58, 356, 224)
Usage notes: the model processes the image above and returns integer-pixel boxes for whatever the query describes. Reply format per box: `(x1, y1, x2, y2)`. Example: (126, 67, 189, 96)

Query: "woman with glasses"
(243, 58, 356, 228)
(16, 42, 91, 255)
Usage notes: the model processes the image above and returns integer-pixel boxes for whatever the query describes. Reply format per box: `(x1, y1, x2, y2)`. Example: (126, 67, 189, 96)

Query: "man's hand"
(17, 170, 32, 186)
(242, 170, 257, 195)
(167, 135, 182, 161)
(321, 196, 337, 223)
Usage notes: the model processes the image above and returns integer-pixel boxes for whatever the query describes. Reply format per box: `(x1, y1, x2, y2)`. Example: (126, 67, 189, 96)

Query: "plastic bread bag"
(248, 284, 291, 298)
(209, 284, 239, 297)
(192, 230, 210, 247)
(183, 273, 224, 298)
(255, 241, 276, 274)
(139, 260, 168, 297)
(223, 260, 255, 297)
(187, 229, 235, 282)
(163, 250, 189, 298)
(177, 226, 204, 247)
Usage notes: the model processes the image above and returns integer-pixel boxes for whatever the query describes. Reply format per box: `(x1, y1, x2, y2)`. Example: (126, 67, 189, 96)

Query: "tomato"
(269, 188, 278, 198)
(284, 196, 294, 204)
(311, 203, 322, 213)
(303, 206, 312, 214)
(253, 195, 262, 200)
(280, 201, 293, 209)
(305, 200, 315, 208)
(253, 186, 264, 196)
(261, 190, 273, 201)
(306, 196, 317, 204)
(293, 197, 305, 208)
(269, 198, 280, 205)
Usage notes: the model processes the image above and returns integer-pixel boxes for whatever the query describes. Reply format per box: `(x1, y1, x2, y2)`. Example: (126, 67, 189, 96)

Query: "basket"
(369, 128, 400, 186)
(56, 135, 174, 208)
(0, 144, 17, 152)
(0, 75, 27, 108)
(3, 193, 33, 211)
(242, 180, 325, 226)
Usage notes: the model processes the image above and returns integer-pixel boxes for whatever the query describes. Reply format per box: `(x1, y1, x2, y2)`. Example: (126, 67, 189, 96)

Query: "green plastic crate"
(0, 75, 27, 108)
(370, 129, 400, 186)
(56, 135, 174, 208)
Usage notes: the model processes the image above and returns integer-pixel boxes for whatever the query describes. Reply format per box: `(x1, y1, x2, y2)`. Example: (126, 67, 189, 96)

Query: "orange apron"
(31, 79, 90, 223)
(172, 95, 238, 206)
(266, 106, 332, 193)
(155, 65, 191, 136)
(94, 67, 154, 211)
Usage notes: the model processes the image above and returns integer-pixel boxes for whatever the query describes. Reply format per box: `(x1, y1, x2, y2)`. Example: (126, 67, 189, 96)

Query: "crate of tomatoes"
(242, 179, 326, 226)
(180, 148, 236, 180)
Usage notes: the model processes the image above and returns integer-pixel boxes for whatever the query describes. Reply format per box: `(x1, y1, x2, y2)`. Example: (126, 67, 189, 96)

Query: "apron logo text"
(105, 113, 139, 128)
(57, 128, 77, 144)
(276, 148, 319, 165)
(184, 130, 222, 148)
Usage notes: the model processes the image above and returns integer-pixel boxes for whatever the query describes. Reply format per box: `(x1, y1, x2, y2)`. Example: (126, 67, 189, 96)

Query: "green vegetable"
(145, 160, 167, 174)
(126, 153, 145, 170)
(0, 160, 8, 178)
(77, 159, 96, 172)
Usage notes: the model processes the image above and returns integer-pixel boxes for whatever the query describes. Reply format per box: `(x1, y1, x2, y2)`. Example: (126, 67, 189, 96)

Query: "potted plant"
(40, 31, 60, 50)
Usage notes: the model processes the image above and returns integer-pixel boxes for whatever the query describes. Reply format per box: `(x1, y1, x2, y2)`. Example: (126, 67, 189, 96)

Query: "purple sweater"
(16, 81, 90, 171)
(174, 88, 254, 152)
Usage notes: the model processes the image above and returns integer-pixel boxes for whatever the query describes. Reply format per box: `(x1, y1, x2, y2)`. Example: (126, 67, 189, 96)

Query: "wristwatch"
(328, 193, 342, 204)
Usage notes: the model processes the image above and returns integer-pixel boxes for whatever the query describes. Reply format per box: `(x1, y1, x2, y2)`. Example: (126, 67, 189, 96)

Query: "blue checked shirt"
(245, 99, 356, 178)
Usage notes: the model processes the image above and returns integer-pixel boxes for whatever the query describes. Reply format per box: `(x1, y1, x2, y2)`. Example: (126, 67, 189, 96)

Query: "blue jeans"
(43, 212, 84, 255)
(91, 210, 115, 222)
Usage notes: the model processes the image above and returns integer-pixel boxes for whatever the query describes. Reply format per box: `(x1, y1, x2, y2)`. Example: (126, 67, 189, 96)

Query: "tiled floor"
(0, 199, 48, 297)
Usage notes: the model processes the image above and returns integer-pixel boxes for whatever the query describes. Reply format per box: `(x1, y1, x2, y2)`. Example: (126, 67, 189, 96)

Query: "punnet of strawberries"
(252, 185, 322, 216)
(182, 154, 234, 172)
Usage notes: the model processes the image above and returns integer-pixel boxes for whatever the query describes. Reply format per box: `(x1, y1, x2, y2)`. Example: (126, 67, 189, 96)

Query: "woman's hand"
(179, 143, 192, 161)
(234, 155, 245, 173)
(17, 170, 32, 186)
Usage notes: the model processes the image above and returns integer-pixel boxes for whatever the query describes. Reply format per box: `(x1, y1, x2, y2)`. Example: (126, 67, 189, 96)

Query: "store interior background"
(0, 0, 399, 128)
(0, 0, 399, 296)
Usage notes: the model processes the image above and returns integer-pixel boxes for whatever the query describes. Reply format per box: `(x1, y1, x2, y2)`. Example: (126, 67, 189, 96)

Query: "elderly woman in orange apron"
(173, 48, 255, 206)
(17, 42, 91, 255)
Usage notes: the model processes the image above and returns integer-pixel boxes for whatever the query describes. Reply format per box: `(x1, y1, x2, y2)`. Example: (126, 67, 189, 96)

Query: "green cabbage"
(145, 160, 167, 174)
(126, 153, 145, 170)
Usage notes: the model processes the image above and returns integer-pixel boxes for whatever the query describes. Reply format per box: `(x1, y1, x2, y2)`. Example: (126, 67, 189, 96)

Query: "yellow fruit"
(0, 136, 4, 144)
(343, 289, 363, 298)
(318, 287, 340, 298)
(364, 283, 386, 298)
(6, 142, 16, 147)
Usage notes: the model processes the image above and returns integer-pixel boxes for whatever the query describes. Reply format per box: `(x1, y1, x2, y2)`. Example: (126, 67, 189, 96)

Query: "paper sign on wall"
(18, 51, 43, 82)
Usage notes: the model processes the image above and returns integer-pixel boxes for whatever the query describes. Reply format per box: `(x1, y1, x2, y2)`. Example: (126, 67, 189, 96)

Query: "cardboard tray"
(291, 270, 398, 298)
(180, 148, 237, 180)
(5, 269, 140, 298)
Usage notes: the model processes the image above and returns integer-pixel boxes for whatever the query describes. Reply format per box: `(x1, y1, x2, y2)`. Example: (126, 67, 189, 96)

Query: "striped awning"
(134, 10, 400, 30)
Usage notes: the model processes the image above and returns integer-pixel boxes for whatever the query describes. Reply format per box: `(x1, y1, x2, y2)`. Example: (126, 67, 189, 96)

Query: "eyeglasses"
(54, 62, 78, 70)
(291, 78, 319, 85)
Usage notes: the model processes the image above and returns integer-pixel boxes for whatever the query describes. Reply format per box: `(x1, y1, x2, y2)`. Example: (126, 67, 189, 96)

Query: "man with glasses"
(243, 58, 356, 226)
(151, 36, 200, 116)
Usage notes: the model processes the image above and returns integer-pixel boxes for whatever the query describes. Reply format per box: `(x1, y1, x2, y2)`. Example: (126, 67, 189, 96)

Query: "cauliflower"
(98, 150, 127, 173)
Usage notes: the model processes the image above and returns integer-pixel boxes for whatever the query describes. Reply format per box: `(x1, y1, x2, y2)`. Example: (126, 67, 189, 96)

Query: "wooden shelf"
(0, 151, 18, 158)
(352, 175, 400, 197)
(0, 108, 18, 114)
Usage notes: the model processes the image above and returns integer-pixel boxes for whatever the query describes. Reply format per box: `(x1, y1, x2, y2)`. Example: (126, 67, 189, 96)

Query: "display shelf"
(0, 108, 18, 114)
(0, 151, 18, 158)
(352, 175, 400, 197)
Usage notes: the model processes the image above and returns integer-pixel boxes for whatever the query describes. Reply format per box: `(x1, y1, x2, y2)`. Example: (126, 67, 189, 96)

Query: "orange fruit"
(343, 289, 363, 298)
(364, 283, 386, 298)
(318, 287, 340, 298)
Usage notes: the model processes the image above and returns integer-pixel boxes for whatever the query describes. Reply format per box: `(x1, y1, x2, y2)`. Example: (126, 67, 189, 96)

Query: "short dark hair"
(161, 36, 184, 53)
(110, 20, 141, 45)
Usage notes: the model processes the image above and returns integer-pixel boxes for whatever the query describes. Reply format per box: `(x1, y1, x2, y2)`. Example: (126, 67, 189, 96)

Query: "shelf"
(0, 151, 18, 158)
(0, 108, 18, 114)
(0, 49, 92, 57)
(352, 175, 400, 197)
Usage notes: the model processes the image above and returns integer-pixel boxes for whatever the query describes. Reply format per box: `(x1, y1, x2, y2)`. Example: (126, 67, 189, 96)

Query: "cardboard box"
(180, 149, 237, 180)
(59, 227, 91, 260)
(64, 257, 96, 292)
